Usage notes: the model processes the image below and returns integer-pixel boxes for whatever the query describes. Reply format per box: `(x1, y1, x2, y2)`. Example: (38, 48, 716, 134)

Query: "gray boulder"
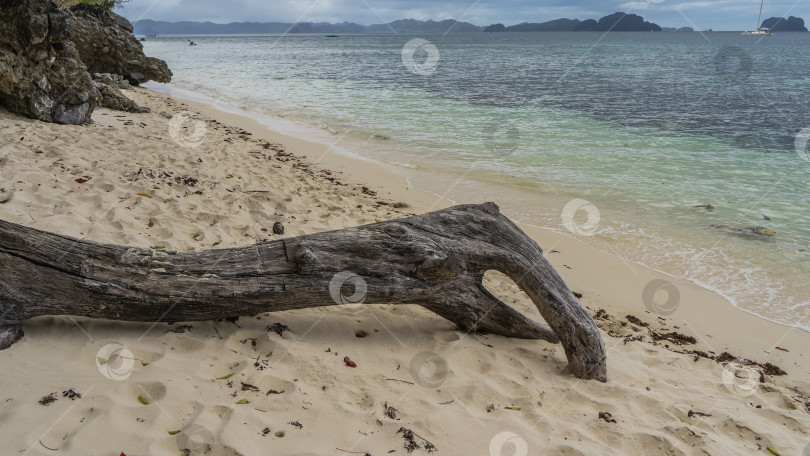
(67, 4, 171, 85)
(0, 0, 101, 124)
(93, 81, 149, 113)
(91, 72, 148, 113)
(93, 72, 131, 90)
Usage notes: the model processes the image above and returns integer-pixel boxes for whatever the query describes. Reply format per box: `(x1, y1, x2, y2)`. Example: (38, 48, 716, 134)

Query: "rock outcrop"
(0, 0, 101, 124)
(574, 13, 662, 32)
(481, 13, 661, 33)
(761, 16, 808, 31)
(67, 4, 171, 85)
(93, 72, 131, 90)
(92, 73, 149, 113)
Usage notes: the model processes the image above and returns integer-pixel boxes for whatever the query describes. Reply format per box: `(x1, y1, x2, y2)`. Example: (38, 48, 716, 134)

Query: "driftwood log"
(0, 203, 606, 381)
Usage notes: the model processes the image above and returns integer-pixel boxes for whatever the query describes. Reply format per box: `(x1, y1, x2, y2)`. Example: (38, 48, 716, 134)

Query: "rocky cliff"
(761, 16, 807, 31)
(0, 0, 171, 125)
(0, 0, 100, 124)
(67, 4, 171, 85)
(574, 13, 662, 32)
(482, 13, 661, 33)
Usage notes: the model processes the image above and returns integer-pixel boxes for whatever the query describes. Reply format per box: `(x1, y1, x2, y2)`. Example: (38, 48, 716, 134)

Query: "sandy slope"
(0, 88, 809, 456)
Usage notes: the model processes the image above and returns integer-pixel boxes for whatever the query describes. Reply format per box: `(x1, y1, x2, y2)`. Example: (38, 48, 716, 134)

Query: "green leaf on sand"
(138, 395, 150, 405)
(504, 406, 521, 411)
(148, 217, 155, 228)
(97, 357, 108, 365)
(216, 373, 235, 380)
(141, 361, 149, 366)
(168, 430, 181, 435)
(235, 399, 249, 404)
(767, 449, 781, 456)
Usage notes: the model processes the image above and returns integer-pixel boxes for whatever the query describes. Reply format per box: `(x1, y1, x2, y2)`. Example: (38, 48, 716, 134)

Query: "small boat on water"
(741, 28, 771, 36)
(325, 35, 340, 38)
(742, 0, 772, 35)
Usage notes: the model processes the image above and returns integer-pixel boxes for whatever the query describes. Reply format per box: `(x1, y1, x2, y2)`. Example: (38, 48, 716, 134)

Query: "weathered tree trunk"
(0, 203, 606, 381)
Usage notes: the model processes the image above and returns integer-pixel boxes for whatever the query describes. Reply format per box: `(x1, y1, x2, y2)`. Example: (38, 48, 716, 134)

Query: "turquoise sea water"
(141, 32, 810, 331)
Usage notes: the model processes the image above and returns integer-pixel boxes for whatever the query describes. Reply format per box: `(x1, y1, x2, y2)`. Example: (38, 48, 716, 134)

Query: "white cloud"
(620, 2, 651, 11)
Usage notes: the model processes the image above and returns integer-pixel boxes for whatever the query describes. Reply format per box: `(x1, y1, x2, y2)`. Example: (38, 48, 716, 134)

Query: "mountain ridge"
(133, 18, 482, 35)
(132, 13, 672, 35)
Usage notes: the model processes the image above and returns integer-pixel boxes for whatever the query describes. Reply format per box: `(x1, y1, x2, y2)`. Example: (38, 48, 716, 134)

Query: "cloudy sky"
(119, 0, 809, 31)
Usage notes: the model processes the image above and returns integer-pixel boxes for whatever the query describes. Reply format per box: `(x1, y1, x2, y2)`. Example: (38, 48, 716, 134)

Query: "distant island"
(484, 13, 662, 32)
(761, 16, 808, 31)
(133, 12, 666, 35)
(134, 18, 481, 35)
(133, 13, 809, 36)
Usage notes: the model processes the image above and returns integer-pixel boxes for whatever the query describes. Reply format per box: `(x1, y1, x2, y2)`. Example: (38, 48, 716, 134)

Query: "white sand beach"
(1, 88, 809, 456)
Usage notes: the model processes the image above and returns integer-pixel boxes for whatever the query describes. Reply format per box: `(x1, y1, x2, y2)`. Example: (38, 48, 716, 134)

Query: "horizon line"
(128, 13, 807, 33)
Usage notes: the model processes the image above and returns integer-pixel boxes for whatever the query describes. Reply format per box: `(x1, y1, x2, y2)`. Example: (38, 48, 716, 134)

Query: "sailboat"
(742, 0, 772, 35)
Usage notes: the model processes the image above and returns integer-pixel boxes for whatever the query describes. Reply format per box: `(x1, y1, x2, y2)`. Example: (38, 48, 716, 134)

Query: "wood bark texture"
(0, 203, 606, 380)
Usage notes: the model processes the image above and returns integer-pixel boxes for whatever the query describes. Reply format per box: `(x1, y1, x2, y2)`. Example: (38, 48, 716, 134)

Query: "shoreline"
(141, 81, 452, 215)
(149, 83, 810, 380)
(145, 80, 810, 338)
(1, 86, 808, 455)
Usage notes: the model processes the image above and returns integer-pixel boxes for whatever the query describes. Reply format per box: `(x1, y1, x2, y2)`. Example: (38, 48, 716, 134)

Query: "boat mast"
(756, 0, 765, 30)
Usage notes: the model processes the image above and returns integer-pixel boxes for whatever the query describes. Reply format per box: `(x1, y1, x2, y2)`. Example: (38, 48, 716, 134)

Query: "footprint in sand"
(124, 381, 167, 406)
(151, 403, 243, 455)
(0, 187, 14, 204)
(224, 331, 282, 356)
(196, 357, 250, 383)
(26, 401, 101, 453)
(435, 331, 461, 343)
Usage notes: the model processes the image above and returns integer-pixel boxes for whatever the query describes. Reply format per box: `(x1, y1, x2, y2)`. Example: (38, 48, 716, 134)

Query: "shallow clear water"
(142, 32, 810, 331)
